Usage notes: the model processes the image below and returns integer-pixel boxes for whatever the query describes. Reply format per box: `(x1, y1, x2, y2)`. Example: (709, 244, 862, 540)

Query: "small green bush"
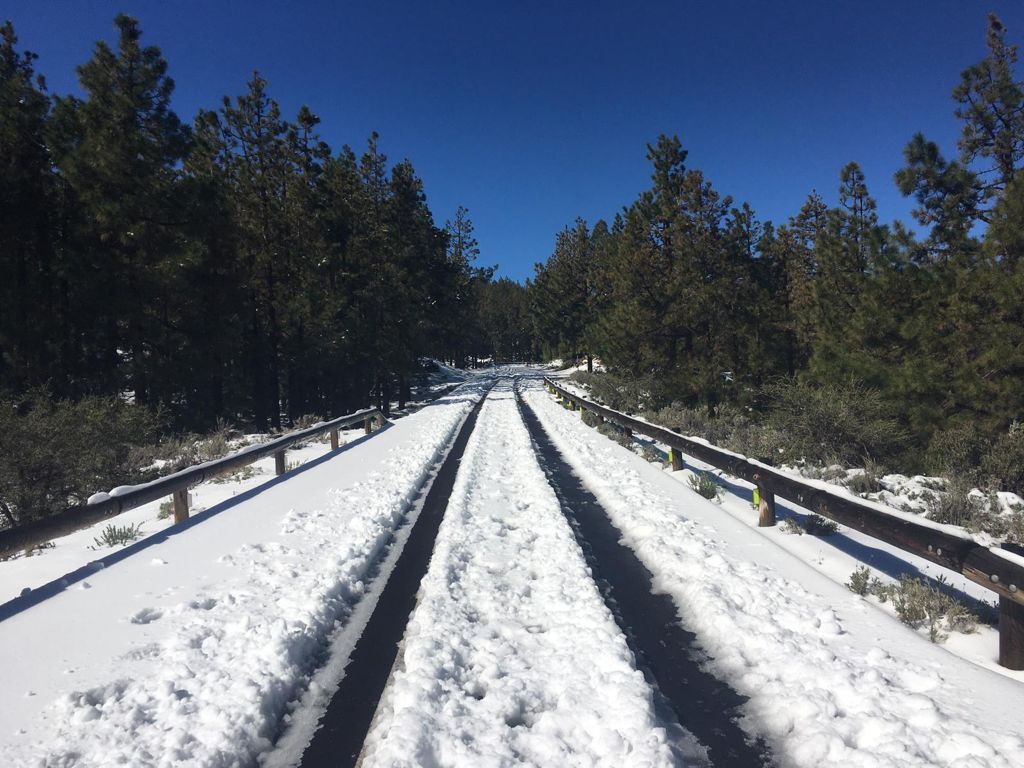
(210, 465, 259, 484)
(804, 515, 840, 536)
(93, 522, 144, 548)
(863, 573, 978, 642)
(927, 478, 984, 528)
(781, 518, 804, 536)
(688, 472, 721, 501)
(762, 377, 907, 467)
(925, 422, 987, 483)
(0, 389, 161, 528)
(581, 409, 603, 428)
(157, 500, 173, 520)
(846, 470, 881, 496)
(981, 421, 1024, 495)
(640, 445, 663, 464)
(154, 418, 236, 473)
(567, 371, 597, 388)
(581, 372, 655, 413)
(597, 421, 633, 448)
(291, 413, 326, 430)
(848, 565, 871, 595)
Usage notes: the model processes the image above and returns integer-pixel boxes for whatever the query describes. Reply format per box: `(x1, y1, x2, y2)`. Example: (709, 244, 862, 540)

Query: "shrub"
(0, 389, 161, 528)
(846, 467, 882, 496)
(291, 413, 326, 430)
(927, 478, 984, 528)
(848, 565, 871, 595)
(781, 518, 804, 536)
(567, 371, 597, 388)
(925, 422, 987, 483)
(804, 515, 840, 536)
(645, 402, 751, 447)
(582, 372, 656, 413)
(93, 522, 144, 548)
(581, 409, 603, 428)
(640, 445, 663, 464)
(762, 377, 907, 467)
(210, 465, 259, 484)
(153, 418, 235, 473)
(1004, 511, 1024, 544)
(981, 421, 1024, 495)
(688, 472, 721, 501)
(868, 574, 978, 642)
(597, 421, 633, 448)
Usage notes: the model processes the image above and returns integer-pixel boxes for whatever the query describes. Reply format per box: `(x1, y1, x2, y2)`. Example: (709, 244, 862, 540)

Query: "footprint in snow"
(130, 607, 163, 624)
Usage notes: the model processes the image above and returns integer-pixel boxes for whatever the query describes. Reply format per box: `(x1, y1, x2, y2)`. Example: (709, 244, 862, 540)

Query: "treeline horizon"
(0, 14, 536, 435)
(531, 14, 1024, 483)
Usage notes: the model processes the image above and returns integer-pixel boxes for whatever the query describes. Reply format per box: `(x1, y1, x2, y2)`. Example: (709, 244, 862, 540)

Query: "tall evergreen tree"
(954, 14, 1024, 199)
(0, 22, 55, 392)
(50, 14, 190, 405)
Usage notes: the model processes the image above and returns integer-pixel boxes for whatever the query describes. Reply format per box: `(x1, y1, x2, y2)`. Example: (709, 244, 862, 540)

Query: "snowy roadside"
(551, 375, 1024, 542)
(0, 381, 488, 767)
(523, 379, 1024, 768)
(361, 381, 682, 767)
(0, 368, 470, 607)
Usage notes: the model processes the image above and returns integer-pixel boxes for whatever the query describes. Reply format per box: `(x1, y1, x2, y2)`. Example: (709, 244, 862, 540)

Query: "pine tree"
(954, 14, 1024, 199)
(895, 133, 982, 256)
(50, 14, 190, 405)
(0, 22, 56, 392)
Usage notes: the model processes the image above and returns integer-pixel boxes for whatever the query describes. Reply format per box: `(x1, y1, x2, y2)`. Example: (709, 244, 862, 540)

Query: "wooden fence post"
(364, 417, 372, 434)
(753, 472, 776, 527)
(1000, 597, 1024, 670)
(275, 450, 286, 476)
(330, 428, 339, 450)
(669, 448, 684, 472)
(172, 489, 189, 523)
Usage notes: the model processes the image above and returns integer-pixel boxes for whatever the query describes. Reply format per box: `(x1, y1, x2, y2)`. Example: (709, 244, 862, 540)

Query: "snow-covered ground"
(4, 367, 1024, 767)
(553, 373, 1024, 539)
(361, 380, 685, 767)
(0, 381, 488, 766)
(523, 378, 1024, 767)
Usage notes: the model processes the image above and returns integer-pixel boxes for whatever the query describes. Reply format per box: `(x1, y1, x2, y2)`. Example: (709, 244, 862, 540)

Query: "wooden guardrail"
(544, 377, 1024, 670)
(0, 407, 386, 560)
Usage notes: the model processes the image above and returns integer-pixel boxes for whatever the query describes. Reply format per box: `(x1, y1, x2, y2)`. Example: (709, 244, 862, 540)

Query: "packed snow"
(523, 378, 1024, 768)
(4, 367, 1024, 767)
(361, 380, 681, 766)
(0, 382, 487, 766)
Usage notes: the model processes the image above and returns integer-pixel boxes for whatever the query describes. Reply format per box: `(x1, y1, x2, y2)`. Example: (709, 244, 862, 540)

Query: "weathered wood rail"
(544, 377, 1024, 670)
(0, 407, 385, 560)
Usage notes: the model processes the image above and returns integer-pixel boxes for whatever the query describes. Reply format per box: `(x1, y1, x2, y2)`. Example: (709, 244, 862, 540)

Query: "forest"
(0, 15, 533, 526)
(531, 15, 1024, 504)
(2, 13, 1024, 529)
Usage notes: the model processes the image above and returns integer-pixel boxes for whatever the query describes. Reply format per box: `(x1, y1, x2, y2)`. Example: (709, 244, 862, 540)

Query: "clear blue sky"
(6, 1, 1024, 280)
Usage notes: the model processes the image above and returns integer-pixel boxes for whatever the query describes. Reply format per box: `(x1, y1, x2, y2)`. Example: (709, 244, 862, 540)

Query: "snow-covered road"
(0, 381, 488, 766)
(3, 369, 1024, 768)
(360, 380, 679, 767)
(521, 376, 1024, 767)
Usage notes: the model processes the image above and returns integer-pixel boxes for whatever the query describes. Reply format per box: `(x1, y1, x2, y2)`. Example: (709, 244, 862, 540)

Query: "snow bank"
(362, 381, 677, 767)
(1, 383, 487, 767)
(523, 381, 1024, 768)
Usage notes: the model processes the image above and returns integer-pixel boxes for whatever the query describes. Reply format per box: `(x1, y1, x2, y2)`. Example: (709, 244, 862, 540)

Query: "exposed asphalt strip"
(516, 386, 775, 768)
(297, 388, 490, 768)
